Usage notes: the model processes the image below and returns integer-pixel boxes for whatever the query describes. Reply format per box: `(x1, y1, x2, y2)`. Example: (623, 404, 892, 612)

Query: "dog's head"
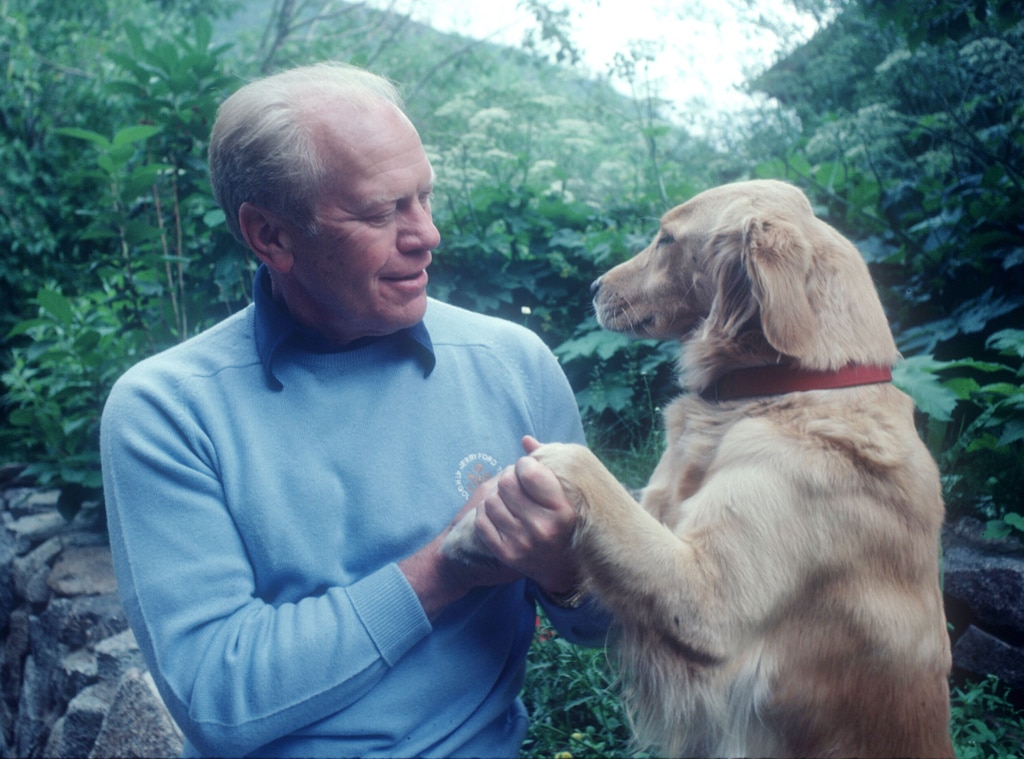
(591, 180, 898, 385)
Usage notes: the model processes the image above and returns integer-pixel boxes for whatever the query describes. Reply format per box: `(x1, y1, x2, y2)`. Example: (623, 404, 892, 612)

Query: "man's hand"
(472, 436, 582, 596)
(402, 436, 584, 620)
(399, 472, 521, 621)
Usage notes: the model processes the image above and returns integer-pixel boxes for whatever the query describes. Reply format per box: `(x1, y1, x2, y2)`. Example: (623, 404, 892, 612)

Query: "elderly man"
(100, 63, 606, 758)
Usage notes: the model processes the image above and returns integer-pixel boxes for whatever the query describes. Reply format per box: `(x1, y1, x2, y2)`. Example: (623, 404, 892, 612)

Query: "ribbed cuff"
(348, 563, 432, 666)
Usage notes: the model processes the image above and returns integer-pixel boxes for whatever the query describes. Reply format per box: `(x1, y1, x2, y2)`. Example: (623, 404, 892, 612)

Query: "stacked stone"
(0, 465, 182, 758)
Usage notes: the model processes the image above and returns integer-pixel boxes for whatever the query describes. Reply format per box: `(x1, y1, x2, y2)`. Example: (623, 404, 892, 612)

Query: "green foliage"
(1, 6, 246, 519)
(2, 287, 147, 517)
(985, 512, 1024, 541)
(557, 323, 677, 451)
(891, 332, 1024, 520)
(521, 616, 636, 759)
(0, 0, 237, 335)
(949, 675, 1024, 759)
(56, 16, 247, 344)
(421, 83, 691, 448)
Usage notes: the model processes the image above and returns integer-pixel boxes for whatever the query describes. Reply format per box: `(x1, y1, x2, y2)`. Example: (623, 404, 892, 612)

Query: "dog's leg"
(532, 443, 727, 657)
(534, 442, 745, 756)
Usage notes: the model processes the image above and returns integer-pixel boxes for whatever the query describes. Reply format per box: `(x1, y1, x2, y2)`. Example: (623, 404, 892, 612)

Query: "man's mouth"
(383, 269, 428, 290)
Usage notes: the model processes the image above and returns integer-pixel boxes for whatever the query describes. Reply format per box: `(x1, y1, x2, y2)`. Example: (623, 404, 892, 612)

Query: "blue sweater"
(100, 285, 607, 758)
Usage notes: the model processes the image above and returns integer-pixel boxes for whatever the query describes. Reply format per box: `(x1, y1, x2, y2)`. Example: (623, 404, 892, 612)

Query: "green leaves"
(753, 0, 1023, 523)
(892, 356, 962, 423)
(2, 286, 151, 516)
(949, 674, 1024, 759)
(522, 615, 634, 758)
(35, 288, 76, 327)
(55, 124, 163, 178)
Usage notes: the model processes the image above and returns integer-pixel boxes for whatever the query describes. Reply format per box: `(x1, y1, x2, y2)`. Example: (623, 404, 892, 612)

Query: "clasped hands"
(399, 436, 580, 620)
(445, 435, 579, 596)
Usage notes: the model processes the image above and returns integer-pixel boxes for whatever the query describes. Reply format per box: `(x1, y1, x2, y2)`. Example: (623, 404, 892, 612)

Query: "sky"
(368, 0, 823, 117)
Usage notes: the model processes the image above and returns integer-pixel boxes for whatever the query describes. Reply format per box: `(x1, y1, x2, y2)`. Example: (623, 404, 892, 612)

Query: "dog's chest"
(648, 397, 755, 522)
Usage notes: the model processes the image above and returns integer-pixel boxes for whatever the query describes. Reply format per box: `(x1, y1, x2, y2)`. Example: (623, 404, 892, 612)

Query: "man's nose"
(399, 203, 441, 252)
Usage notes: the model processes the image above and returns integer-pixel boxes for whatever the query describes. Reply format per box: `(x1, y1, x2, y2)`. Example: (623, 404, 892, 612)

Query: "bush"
(521, 615, 637, 759)
(2, 287, 148, 517)
(949, 675, 1024, 759)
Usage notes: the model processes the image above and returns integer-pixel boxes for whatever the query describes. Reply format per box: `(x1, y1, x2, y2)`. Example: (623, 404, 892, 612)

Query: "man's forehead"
(351, 165, 436, 210)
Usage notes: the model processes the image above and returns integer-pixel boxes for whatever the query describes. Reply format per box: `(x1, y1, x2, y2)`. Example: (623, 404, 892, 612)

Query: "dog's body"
(445, 180, 953, 757)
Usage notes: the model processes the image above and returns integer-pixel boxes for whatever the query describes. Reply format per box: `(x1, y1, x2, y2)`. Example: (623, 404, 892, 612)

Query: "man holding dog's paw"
(100, 62, 607, 758)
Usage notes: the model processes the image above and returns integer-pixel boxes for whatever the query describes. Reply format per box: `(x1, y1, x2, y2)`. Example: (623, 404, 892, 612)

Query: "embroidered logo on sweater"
(454, 452, 501, 500)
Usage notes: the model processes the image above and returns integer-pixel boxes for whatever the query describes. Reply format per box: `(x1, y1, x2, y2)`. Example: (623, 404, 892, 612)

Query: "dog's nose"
(590, 278, 602, 297)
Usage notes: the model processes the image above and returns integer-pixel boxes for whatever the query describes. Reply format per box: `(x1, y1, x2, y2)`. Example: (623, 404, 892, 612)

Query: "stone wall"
(0, 467, 182, 758)
(2, 465, 1022, 756)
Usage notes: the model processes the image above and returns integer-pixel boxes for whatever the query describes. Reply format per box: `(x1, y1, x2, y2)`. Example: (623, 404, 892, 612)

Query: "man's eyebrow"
(355, 173, 436, 213)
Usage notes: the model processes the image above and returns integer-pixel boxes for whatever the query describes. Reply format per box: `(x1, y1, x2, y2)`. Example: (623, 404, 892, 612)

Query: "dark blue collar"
(253, 264, 435, 390)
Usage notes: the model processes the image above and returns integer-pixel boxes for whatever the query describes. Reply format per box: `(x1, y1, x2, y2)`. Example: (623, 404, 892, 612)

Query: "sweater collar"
(253, 264, 435, 390)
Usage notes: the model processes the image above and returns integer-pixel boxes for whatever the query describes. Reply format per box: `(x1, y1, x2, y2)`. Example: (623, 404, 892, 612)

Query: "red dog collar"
(702, 364, 893, 401)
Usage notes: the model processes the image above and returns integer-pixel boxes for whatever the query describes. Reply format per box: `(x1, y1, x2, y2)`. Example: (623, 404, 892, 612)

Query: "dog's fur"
(445, 180, 953, 758)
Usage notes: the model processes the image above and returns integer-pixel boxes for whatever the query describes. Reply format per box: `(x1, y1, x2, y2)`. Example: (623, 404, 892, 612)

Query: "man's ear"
(238, 202, 295, 273)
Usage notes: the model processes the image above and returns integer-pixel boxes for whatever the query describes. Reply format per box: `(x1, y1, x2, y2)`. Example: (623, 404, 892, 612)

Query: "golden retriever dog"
(444, 179, 953, 758)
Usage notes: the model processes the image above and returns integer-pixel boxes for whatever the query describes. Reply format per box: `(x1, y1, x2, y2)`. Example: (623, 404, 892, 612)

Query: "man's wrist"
(399, 542, 471, 621)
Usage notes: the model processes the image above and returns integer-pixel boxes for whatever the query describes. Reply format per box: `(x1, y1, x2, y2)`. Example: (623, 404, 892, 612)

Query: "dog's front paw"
(532, 443, 612, 489)
(532, 442, 633, 520)
(531, 441, 592, 468)
(440, 512, 499, 568)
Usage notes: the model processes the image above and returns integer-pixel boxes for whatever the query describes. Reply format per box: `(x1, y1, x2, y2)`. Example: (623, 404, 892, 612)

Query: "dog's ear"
(706, 230, 759, 340)
(742, 215, 817, 357)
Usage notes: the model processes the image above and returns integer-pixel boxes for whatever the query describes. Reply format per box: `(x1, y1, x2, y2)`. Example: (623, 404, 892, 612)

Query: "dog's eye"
(657, 234, 676, 246)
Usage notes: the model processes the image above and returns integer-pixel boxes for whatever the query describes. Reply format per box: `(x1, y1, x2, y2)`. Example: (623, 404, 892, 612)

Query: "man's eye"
(365, 210, 395, 225)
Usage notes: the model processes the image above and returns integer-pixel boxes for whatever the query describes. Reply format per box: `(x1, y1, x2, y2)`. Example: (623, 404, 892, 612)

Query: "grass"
(949, 675, 1024, 759)
(522, 624, 1024, 758)
(520, 615, 634, 759)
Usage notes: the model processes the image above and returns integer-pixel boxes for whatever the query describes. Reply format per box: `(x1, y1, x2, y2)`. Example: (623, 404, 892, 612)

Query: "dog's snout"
(590, 278, 602, 298)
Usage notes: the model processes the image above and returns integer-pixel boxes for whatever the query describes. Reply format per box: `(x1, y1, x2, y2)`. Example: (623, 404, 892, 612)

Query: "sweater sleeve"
(100, 368, 432, 757)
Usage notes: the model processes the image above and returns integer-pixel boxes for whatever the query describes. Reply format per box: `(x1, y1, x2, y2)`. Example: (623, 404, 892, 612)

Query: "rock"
(1, 481, 180, 759)
(8, 508, 65, 553)
(48, 546, 118, 597)
(0, 524, 16, 631)
(942, 516, 1024, 695)
(0, 462, 30, 488)
(94, 629, 146, 683)
(944, 545, 1024, 635)
(54, 684, 114, 758)
(2, 609, 31, 710)
(41, 715, 66, 759)
(14, 655, 53, 757)
(13, 536, 63, 604)
(6, 488, 61, 519)
(953, 625, 1024, 689)
(89, 669, 183, 759)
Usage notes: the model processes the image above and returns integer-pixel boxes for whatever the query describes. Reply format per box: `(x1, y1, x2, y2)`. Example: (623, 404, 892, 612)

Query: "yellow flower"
(554, 752, 574, 759)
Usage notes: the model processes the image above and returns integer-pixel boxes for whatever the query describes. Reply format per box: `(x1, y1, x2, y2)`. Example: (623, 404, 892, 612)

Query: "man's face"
(270, 100, 440, 345)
